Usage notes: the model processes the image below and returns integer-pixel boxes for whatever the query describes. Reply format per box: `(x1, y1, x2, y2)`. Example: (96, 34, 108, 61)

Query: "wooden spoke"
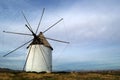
(3, 31, 32, 36)
(36, 8, 45, 34)
(46, 37, 70, 44)
(3, 39, 33, 57)
(43, 18, 63, 33)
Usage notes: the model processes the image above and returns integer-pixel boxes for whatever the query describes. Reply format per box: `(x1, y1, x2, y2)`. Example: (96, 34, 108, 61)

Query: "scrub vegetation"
(0, 69, 120, 80)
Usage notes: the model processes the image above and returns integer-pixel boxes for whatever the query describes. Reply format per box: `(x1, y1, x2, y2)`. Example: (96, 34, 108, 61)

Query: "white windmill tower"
(3, 8, 69, 73)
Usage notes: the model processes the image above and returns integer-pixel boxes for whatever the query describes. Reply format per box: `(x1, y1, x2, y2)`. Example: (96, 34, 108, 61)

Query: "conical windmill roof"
(39, 32, 53, 50)
(29, 32, 53, 50)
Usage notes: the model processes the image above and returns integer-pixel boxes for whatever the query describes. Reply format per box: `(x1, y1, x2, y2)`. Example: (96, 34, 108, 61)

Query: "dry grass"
(0, 71, 120, 80)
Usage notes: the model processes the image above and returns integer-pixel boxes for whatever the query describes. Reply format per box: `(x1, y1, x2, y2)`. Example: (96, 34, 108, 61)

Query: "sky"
(0, 0, 120, 71)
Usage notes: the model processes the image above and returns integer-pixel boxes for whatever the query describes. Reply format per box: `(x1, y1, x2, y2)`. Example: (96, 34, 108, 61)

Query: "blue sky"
(0, 0, 120, 71)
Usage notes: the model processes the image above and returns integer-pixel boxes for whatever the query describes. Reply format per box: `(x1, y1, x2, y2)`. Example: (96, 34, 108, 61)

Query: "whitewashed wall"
(25, 45, 52, 73)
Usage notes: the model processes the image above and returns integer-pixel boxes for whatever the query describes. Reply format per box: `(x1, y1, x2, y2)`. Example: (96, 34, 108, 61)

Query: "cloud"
(53, 1, 120, 45)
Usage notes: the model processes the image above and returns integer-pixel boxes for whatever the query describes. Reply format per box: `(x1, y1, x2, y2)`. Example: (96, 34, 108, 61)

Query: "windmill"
(3, 8, 69, 73)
